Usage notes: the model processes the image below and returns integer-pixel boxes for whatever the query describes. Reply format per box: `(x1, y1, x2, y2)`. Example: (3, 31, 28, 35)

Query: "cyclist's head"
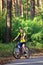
(20, 28, 23, 33)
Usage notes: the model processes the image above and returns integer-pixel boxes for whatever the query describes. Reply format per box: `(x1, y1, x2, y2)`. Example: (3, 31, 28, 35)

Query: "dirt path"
(0, 56, 15, 65)
(0, 53, 43, 64)
(0, 49, 43, 64)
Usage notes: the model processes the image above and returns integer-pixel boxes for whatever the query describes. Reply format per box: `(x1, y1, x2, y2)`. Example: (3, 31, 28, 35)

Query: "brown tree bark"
(26, 0, 28, 20)
(12, 0, 15, 10)
(2, 0, 7, 9)
(0, 0, 2, 12)
(20, 0, 23, 17)
(30, 0, 35, 19)
(6, 0, 12, 43)
(15, 0, 19, 17)
(2, 0, 4, 9)
(37, 0, 39, 7)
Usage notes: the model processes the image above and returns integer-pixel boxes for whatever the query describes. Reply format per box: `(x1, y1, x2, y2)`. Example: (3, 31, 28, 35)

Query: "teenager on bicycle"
(13, 28, 26, 53)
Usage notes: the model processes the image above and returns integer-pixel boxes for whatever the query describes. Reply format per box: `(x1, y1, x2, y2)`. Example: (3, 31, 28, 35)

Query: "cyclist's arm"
(13, 33, 20, 41)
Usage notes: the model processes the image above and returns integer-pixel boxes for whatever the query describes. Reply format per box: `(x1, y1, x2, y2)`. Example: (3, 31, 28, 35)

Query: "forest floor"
(0, 42, 43, 64)
(0, 49, 43, 64)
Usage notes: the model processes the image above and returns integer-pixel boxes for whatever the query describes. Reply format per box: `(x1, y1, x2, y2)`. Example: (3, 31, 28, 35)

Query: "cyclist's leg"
(22, 42, 26, 53)
(18, 42, 22, 51)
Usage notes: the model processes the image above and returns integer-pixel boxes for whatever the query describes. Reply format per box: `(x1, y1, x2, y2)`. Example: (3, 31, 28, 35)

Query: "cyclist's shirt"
(18, 32, 26, 43)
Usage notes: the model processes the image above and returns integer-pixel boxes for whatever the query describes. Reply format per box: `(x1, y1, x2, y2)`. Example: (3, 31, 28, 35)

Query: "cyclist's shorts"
(18, 42, 26, 48)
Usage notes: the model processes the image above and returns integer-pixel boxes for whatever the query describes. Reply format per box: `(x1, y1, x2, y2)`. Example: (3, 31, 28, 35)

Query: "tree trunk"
(19, 0, 23, 17)
(12, 0, 15, 9)
(26, 0, 28, 20)
(37, 0, 39, 7)
(30, 0, 35, 19)
(6, 0, 12, 43)
(39, 0, 42, 8)
(2, 0, 4, 9)
(12, 0, 15, 16)
(2, 0, 7, 9)
(0, 0, 2, 12)
(15, 0, 19, 17)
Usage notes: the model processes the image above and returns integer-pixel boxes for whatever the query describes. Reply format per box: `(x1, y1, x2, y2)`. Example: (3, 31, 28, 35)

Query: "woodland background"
(0, 0, 43, 56)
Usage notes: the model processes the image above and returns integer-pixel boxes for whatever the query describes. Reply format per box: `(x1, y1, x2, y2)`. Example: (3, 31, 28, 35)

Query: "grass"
(0, 42, 43, 57)
(0, 42, 14, 57)
(27, 41, 43, 49)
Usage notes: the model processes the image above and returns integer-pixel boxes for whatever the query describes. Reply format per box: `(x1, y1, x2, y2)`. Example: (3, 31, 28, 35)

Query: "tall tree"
(6, 0, 12, 43)
(0, 0, 2, 12)
(12, 0, 15, 11)
(30, 0, 35, 19)
(15, 0, 19, 16)
(26, 0, 28, 20)
(20, 0, 23, 17)
(12, 0, 15, 9)
(37, 0, 39, 7)
(2, 0, 7, 9)
(12, 0, 15, 16)
(39, 0, 42, 7)
(2, 0, 4, 9)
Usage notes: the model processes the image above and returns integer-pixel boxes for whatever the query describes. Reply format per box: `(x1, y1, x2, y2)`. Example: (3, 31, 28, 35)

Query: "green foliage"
(31, 30, 43, 43)
(0, 10, 6, 42)
(11, 16, 43, 44)
(0, 42, 43, 57)
(0, 10, 43, 49)
(0, 42, 14, 56)
(27, 41, 43, 49)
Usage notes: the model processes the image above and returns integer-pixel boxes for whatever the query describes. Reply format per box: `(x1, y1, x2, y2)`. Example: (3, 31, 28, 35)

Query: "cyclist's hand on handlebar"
(13, 39, 15, 42)
(13, 38, 16, 42)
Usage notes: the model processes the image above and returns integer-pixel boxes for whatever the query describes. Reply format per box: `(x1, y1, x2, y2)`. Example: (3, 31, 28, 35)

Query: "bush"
(31, 29, 43, 43)
(0, 10, 6, 42)
(0, 10, 43, 45)
(27, 41, 43, 49)
(11, 16, 43, 44)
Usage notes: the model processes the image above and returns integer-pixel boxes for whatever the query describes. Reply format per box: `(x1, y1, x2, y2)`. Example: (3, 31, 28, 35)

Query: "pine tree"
(30, 0, 35, 19)
(6, 0, 12, 43)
